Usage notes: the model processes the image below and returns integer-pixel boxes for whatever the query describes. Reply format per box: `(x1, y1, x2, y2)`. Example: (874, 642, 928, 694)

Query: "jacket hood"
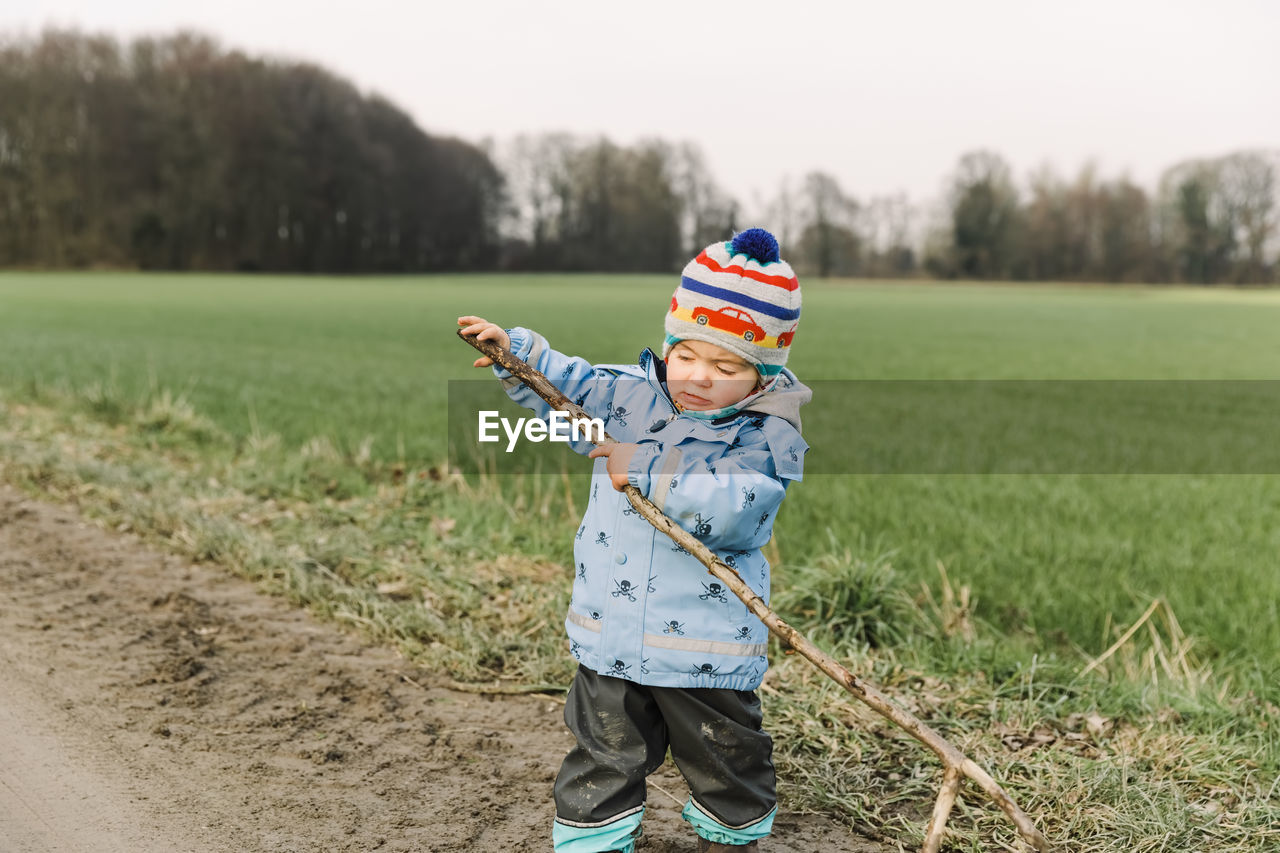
(740, 368, 812, 433)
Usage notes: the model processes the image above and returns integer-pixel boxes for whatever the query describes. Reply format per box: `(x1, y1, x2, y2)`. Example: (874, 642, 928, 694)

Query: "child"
(459, 228, 809, 853)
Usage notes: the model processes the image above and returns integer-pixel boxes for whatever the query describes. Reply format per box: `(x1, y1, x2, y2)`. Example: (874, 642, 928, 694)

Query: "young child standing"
(459, 228, 809, 853)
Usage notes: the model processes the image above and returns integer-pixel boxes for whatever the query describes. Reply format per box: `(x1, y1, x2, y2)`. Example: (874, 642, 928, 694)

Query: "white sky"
(9, 1, 1280, 213)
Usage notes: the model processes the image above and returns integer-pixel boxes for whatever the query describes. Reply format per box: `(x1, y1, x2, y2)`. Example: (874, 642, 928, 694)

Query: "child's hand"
(457, 316, 511, 368)
(587, 442, 638, 492)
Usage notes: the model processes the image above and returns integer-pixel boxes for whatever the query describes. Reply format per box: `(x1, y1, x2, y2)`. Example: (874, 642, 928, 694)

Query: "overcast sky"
(9, 1, 1279, 214)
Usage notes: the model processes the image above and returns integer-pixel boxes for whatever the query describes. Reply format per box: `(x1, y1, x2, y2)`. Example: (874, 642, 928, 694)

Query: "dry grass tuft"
(1082, 597, 1217, 693)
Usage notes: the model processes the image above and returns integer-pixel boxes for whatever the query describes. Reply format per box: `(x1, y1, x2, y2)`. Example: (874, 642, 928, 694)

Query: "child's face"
(665, 340, 760, 412)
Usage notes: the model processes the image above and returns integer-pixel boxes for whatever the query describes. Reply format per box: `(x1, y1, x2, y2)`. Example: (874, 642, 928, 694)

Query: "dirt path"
(0, 486, 882, 852)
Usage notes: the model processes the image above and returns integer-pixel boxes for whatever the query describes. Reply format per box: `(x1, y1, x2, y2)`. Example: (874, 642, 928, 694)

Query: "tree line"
(918, 149, 1279, 285)
(2, 30, 1276, 284)
(1, 30, 500, 272)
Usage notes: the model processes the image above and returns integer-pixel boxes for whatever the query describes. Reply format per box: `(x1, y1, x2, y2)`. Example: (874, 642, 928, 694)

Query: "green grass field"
(3, 272, 1278, 670)
(2, 271, 1278, 849)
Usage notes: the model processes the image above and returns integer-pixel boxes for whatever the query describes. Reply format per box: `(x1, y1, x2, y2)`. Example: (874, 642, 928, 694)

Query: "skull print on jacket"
(493, 327, 809, 690)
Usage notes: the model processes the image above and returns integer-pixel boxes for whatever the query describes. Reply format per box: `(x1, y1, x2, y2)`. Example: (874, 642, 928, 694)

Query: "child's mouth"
(678, 391, 711, 406)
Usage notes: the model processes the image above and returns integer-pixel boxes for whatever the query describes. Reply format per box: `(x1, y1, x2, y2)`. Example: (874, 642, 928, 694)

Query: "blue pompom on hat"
(663, 228, 801, 379)
(728, 228, 781, 263)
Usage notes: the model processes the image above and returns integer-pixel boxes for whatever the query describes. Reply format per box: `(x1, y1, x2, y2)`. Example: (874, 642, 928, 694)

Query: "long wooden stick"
(458, 329, 1052, 852)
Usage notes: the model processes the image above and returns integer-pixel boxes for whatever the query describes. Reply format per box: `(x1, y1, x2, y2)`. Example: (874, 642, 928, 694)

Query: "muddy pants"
(552, 665, 776, 853)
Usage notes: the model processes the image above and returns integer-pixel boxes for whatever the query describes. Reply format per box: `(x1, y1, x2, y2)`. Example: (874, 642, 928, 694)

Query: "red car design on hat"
(691, 306, 766, 342)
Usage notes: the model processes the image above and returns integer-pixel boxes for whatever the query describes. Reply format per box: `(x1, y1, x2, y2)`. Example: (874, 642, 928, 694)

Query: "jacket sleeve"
(491, 327, 623, 457)
(625, 427, 791, 552)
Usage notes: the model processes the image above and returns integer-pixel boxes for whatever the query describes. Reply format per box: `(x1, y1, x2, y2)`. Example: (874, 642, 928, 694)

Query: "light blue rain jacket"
(494, 327, 810, 691)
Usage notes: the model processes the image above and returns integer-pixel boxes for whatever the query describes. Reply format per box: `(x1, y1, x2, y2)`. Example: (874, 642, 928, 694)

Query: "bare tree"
(1219, 151, 1278, 283)
(1098, 176, 1155, 283)
(861, 192, 918, 277)
(794, 171, 860, 277)
(944, 150, 1022, 279)
(669, 141, 737, 257)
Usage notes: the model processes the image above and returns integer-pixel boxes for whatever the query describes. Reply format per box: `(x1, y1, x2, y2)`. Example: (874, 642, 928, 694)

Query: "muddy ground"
(0, 485, 886, 852)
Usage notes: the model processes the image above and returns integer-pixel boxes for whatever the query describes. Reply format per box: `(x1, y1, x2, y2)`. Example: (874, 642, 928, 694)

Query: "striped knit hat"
(663, 228, 801, 381)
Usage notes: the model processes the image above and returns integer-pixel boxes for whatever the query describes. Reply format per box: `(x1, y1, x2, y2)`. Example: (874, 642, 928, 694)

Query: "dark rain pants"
(553, 664, 776, 831)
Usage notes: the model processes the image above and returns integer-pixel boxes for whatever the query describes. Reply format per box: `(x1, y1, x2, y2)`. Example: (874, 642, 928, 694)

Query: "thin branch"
(648, 780, 687, 808)
(923, 766, 962, 853)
